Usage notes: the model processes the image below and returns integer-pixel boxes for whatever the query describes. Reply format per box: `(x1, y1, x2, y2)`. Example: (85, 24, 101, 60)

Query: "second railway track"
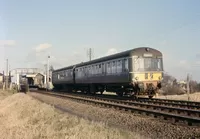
(38, 89, 200, 109)
(31, 90, 200, 126)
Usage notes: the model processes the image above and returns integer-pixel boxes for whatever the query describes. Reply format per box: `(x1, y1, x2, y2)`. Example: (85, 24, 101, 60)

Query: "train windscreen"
(133, 57, 163, 72)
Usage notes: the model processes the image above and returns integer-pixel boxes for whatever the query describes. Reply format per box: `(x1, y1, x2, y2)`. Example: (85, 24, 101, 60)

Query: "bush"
(189, 81, 200, 93)
(11, 84, 18, 94)
(161, 86, 186, 96)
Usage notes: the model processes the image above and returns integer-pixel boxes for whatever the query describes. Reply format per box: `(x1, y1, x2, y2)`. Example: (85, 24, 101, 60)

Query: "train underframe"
(53, 81, 162, 98)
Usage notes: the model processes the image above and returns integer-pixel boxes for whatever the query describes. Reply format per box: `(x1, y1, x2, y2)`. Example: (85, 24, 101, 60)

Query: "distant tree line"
(189, 80, 200, 93)
(161, 73, 200, 95)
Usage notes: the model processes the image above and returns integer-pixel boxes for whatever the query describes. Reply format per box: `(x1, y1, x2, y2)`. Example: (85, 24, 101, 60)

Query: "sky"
(0, 0, 200, 81)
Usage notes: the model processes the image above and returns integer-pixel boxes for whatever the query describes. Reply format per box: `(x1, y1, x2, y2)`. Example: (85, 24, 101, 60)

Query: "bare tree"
(161, 73, 176, 87)
(161, 73, 186, 95)
(189, 80, 200, 93)
(49, 65, 54, 71)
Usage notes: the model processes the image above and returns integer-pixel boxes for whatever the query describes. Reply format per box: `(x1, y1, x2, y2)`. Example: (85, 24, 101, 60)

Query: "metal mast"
(87, 48, 94, 61)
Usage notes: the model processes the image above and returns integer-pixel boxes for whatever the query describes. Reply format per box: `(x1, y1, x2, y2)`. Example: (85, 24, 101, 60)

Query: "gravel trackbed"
(29, 92, 200, 139)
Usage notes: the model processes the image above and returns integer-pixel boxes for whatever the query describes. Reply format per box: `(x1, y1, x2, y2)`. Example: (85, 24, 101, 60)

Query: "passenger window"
(118, 60, 121, 66)
(113, 61, 116, 73)
(117, 60, 122, 73)
(107, 62, 110, 74)
(91, 66, 93, 74)
(124, 59, 128, 71)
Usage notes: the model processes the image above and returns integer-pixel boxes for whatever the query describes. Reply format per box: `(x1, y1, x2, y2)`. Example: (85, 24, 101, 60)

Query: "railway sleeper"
(82, 95, 200, 119)
(35, 91, 200, 126)
(141, 112, 146, 116)
(172, 118, 179, 123)
(186, 121, 200, 126)
(187, 112, 200, 118)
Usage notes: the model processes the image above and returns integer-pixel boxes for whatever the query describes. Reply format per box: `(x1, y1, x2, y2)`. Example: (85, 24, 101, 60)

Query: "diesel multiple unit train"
(52, 47, 164, 98)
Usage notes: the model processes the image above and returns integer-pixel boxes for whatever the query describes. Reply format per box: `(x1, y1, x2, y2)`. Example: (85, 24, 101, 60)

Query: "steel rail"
(32, 91, 200, 126)
(80, 95, 200, 110)
(71, 95, 200, 118)
(138, 97, 200, 106)
(36, 89, 200, 109)
(37, 89, 200, 108)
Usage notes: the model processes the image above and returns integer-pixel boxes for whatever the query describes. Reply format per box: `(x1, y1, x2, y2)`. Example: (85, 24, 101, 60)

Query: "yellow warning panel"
(134, 72, 162, 81)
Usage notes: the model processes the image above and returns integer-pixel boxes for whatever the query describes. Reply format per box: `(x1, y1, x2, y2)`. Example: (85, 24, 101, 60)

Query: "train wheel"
(83, 89, 88, 94)
(131, 93, 138, 99)
(116, 92, 124, 97)
(148, 95, 153, 99)
(147, 88, 155, 99)
(100, 90, 104, 95)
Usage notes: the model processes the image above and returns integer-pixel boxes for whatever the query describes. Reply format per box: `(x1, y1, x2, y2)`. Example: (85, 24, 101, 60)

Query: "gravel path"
(29, 92, 200, 139)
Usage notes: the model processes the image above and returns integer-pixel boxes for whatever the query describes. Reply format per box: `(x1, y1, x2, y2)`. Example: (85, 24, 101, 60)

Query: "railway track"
(87, 95, 200, 110)
(31, 90, 200, 126)
(38, 89, 200, 110)
(137, 97, 200, 107)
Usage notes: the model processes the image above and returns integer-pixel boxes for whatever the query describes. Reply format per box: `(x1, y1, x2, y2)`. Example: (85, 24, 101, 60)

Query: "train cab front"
(130, 47, 164, 98)
(131, 71, 163, 98)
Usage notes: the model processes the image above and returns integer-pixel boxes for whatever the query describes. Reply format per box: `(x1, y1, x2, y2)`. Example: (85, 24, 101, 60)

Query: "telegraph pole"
(89, 48, 92, 61)
(187, 73, 190, 101)
(5, 59, 9, 90)
(47, 55, 50, 90)
(87, 48, 94, 61)
(44, 64, 47, 91)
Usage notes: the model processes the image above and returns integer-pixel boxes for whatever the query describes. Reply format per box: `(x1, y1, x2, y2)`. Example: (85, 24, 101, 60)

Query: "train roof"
(53, 47, 162, 72)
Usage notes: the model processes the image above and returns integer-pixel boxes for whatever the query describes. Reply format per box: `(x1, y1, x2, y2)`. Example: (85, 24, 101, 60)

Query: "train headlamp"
(158, 76, 163, 81)
(132, 77, 138, 82)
